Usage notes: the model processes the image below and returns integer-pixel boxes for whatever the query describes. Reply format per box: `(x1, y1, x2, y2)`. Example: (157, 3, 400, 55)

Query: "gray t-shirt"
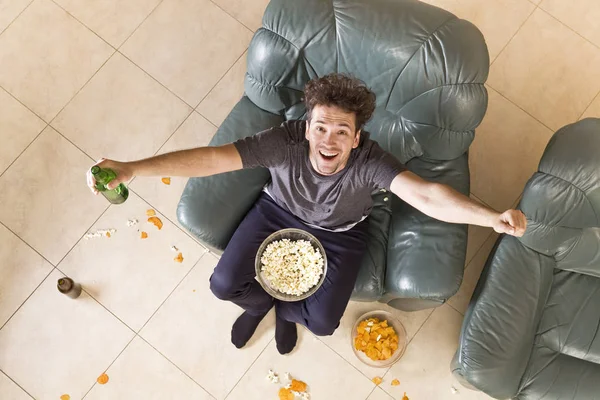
(234, 120, 406, 231)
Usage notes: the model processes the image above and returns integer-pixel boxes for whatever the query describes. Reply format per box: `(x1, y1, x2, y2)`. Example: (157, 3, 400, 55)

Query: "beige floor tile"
(0, 269, 134, 399)
(540, 0, 600, 49)
(130, 111, 216, 225)
(317, 300, 433, 379)
(367, 387, 394, 400)
(140, 253, 274, 399)
(226, 327, 374, 400)
(487, 8, 600, 131)
(448, 232, 499, 314)
(120, 0, 253, 106)
(0, 371, 32, 400)
(53, 52, 191, 162)
(211, 0, 269, 32)
(383, 305, 492, 399)
(0, 88, 46, 175)
(197, 52, 247, 127)
(53, 0, 161, 47)
(0, 127, 108, 265)
(465, 195, 494, 266)
(0, 0, 31, 34)
(59, 192, 205, 331)
(86, 336, 212, 400)
(421, 0, 535, 61)
(581, 93, 600, 120)
(0, 0, 113, 121)
(0, 224, 53, 328)
(469, 87, 553, 211)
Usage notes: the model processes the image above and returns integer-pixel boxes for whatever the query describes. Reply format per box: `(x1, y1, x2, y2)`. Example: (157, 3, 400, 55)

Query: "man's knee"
(209, 271, 237, 301)
(305, 312, 342, 337)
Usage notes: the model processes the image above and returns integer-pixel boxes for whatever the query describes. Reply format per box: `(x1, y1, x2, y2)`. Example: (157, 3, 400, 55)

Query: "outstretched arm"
(390, 171, 527, 236)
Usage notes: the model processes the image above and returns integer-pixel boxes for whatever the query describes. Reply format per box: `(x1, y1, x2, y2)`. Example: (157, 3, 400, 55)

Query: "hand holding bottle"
(87, 158, 133, 194)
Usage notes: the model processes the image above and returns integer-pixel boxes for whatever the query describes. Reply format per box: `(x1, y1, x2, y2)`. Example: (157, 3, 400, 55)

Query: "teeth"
(320, 151, 338, 157)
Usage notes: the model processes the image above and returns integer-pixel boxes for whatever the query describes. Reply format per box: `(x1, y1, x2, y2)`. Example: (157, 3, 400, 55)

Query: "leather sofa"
(177, 0, 490, 311)
(452, 118, 600, 399)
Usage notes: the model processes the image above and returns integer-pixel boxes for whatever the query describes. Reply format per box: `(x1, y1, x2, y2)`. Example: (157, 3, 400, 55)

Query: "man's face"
(305, 105, 361, 176)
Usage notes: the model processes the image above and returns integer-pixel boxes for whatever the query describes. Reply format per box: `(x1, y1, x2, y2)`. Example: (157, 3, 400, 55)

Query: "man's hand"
(492, 209, 527, 237)
(87, 158, 134, 194)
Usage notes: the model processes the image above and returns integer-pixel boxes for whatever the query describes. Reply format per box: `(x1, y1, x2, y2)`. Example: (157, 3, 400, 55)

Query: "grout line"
(151, 109, 196, 157)
(194, 49, 248, 110)
(49, 0, 116, 50)
(0, 125, 46, 181)
(0, 0, 35, 38)
(0, 266, 54, 331)
(81, 334, 137, 399)
(47, 48, 119, 127)
(126, 186, 210, 252)
(485, 84, 555, 132)
(223, 336, 275, 399)
(116, 0, 166, 50)
(577, 89, 600, 121)
(489, 3, 537, 66)
(206, 0, 255, 34)
(136, 251, 210, 333)
(311, 328, 391, 384)
(116, 50, 195, 108)
(464, 229, 494, 270)
(138, 335, 220, 400)
(447, 302, 464, 316)
(380, 308, 435, 383)
(0, 369, 36, 400)
(539, 7, 600, 53)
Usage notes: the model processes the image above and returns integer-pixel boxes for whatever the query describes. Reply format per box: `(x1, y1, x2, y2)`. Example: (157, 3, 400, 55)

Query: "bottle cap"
(57, 278, 73, 293)
(90, 166, 100, 174)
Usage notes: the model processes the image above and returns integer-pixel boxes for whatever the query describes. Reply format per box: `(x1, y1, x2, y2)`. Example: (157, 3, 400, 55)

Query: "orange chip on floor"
(146, 209, 156, 216)
(141, 231, 148, 239)
(105, 232, 111, 238)
(290, 379, 307, 392)
(147, 216, 163, 230)
(174, 252, 184, 263)
(278, 387, 295, 400)
(372, 376, 383, 385)
(97, 373, 109, 384)
(60, 395, 70, 400)
(402, 392, 409, 400)
(161, 177, 171, 185)
(391, 379, 400, 386)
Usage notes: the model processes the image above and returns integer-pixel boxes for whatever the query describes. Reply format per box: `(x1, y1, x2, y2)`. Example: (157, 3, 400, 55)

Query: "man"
(87, 73, 527, 355)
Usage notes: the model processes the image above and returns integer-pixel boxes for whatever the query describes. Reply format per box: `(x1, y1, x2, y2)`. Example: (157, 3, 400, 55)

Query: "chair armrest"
(452, 235, 555, 399)
(383, 154, 470, 309)
(177, 96, 284, 251)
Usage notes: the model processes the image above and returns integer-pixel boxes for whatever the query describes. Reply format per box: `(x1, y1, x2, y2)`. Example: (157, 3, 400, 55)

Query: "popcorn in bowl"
(260, 238, 324, 296)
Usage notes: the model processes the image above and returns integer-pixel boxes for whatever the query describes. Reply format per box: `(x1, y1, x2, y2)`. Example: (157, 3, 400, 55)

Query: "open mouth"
(319, 150, 339, 162)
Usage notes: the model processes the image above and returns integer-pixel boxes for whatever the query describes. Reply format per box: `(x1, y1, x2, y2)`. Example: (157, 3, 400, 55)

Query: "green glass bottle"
(91, 166, 129, 204)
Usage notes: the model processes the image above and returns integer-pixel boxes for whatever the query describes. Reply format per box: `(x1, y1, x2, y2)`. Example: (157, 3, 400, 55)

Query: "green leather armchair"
(452, 118, 600, 399)
(177, 0, 490, 311)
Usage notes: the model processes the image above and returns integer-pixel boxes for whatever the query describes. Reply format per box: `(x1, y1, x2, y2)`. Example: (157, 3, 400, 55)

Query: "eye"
(338, 131, 347, 136)
(316, 126, 325, 132)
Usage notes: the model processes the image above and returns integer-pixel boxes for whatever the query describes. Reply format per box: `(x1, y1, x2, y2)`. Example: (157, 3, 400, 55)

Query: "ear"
(352, 129, 361, 148)
(305, 121, 310, 140)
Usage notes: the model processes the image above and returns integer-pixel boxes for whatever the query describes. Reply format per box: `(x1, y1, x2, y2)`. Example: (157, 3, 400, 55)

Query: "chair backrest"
(244, 0, 489, 163)
(519, 118, 600, 278)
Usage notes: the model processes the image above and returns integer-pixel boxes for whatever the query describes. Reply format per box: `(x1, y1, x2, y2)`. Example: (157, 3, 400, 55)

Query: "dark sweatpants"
(209, 192, 369, 336)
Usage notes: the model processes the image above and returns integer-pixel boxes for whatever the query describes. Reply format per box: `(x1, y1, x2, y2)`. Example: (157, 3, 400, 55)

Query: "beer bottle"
(91, 166, 129, 204)
(57, 277, 82, 299)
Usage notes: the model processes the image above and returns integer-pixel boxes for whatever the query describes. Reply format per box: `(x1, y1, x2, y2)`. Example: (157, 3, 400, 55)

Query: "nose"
(323, 131, 335, 146)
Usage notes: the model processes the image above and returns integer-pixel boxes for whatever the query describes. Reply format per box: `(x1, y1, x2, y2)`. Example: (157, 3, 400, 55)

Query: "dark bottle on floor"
(91, 166, 129, 204)
(57, 277, 82, 299)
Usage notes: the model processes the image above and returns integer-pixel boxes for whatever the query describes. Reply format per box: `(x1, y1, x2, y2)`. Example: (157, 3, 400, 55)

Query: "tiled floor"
(0, 0, 599, 399)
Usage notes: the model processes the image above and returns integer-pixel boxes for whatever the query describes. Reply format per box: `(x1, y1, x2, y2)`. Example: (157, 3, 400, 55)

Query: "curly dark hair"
(303, 73, 376, 132)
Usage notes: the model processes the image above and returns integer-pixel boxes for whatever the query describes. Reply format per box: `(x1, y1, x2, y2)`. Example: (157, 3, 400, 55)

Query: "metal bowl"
(350, 310, 407, 368)
(255, 228, 328, 302)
